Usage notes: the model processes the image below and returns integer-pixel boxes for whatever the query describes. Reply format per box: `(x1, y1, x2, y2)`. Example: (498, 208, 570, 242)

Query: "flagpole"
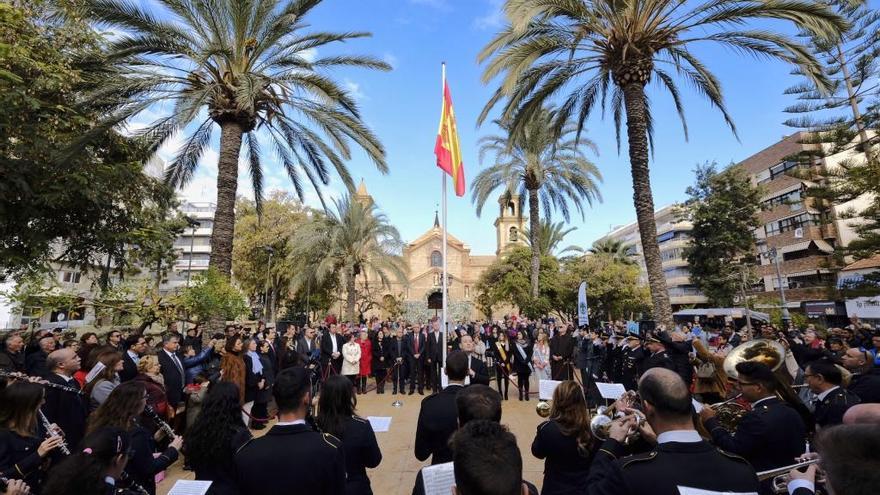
(441, 62, 448, 373)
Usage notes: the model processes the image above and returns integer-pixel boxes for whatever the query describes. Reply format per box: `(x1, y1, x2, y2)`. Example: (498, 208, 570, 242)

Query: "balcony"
(174, 259, 210, 269)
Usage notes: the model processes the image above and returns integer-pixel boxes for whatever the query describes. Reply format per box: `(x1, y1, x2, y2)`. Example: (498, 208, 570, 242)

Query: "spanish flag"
(434, 80, 465, 197)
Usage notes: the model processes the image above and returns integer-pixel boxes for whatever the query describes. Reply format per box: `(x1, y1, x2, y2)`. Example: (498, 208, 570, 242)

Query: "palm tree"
(523, 219, 581, 257)
(472, 107, 602, 300)
(589, 239, 637, 266)
(291, 195, 407, 323)
(84, 0, 391, 276)
(478, 0, 845, 326)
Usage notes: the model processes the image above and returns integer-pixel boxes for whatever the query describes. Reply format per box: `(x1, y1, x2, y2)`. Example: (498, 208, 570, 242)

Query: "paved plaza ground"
(159, 388, 549, 495)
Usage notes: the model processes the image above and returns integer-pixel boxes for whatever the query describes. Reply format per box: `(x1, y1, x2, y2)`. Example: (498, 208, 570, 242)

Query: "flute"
(0, 371, 85, 396)
(38, 408, 71, 456)
(143, 404, 176, 439)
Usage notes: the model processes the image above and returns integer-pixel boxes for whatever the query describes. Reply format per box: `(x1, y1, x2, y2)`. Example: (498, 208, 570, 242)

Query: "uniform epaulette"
(621, 450, 657, 468)
(352, 415, 369, 424)
(537, 420, 551, 431)
(322, 432, 341, 448)
(716, 448, 750, 464)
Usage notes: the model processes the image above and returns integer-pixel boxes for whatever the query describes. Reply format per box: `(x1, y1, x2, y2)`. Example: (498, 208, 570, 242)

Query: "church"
(354, 181, 526, 321)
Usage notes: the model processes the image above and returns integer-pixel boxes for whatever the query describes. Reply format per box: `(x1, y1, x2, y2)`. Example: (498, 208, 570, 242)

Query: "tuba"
(723, 339, 786, 379)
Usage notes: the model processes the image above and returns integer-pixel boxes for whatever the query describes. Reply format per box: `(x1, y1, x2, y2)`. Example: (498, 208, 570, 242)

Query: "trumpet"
(590, 391, 645, 444)
(756, 458, 822, 494)
(38, 409, 71, 456)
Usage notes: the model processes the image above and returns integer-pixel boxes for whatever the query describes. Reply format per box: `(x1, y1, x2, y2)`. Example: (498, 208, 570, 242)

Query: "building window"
(509, 226, 518, 242)
(507, 201, 516, 216)
(764, 213, 820, 237)
(464, 285, 470, 298)
(59, 271, 81, 284)
(430, 250, 442, 267)
(758, 160, 808, 184)
(660, 248, 684, 262)
(763, 187, 804, 210)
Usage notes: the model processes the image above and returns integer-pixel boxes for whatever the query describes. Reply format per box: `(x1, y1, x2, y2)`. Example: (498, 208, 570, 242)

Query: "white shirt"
(127, 350, 140, 364)
(330, 334, 338, 353)
(55, 373, 73, 383)
(815, 385, 840, 402)
(787, 479, 814, 495)
(752, 396, 776, 408)
(276, 419, 306, 427)
(656, 430, 703, 444)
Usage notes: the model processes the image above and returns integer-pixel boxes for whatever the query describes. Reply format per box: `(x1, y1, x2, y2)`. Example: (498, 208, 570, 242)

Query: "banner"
(577, 281, 589, 327)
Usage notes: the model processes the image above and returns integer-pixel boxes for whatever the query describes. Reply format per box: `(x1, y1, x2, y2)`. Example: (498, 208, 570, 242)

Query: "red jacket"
(358, 339, 373, 376)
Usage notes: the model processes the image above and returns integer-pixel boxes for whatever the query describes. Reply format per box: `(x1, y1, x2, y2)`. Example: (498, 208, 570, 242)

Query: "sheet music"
(422, 462, 455, 495)
(367, 416, 392, 432)
(538, 380, 562, 400)
(595, 382, 627, 400)
(168, 480, 212, 495)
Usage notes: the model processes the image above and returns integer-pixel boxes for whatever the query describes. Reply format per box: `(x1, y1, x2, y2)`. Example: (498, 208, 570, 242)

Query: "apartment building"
(164, 200, 216, 291)
(594, 204, 708, 308)
(735, 132, 870, 310)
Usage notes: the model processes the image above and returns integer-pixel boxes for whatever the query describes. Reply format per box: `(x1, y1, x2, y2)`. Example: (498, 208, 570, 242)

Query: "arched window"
(430, 250, 442, 267)
(464, 285, 470, 298)
(507, 201, 516, 216)
(509, 226, 518, 242)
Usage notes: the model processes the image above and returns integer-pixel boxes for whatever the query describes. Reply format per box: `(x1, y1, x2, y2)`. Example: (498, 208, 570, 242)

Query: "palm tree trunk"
(621, 83, 673, 328)
(346, 269, 357, 323)
(209, 121, 244, 277)
(527, 187, 541, 299)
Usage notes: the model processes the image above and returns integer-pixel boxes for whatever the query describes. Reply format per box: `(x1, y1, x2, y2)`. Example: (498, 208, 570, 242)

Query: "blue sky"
(133, 0, 875, 256)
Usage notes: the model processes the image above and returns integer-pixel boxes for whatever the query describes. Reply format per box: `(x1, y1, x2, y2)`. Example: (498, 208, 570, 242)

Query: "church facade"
(355, 181, 525, 321)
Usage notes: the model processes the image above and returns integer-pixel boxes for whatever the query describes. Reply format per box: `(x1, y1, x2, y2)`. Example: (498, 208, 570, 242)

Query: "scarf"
(247, 351, 264, 375)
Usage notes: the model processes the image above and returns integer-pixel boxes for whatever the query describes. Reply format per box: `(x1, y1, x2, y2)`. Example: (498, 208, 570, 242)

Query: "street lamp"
(181, 216, 201, 332)
(757, 240, 791, 329)
(263, 246, 275, 323)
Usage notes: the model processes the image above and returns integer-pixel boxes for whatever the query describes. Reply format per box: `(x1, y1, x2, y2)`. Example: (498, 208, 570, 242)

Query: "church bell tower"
(494, 194, 525, 255)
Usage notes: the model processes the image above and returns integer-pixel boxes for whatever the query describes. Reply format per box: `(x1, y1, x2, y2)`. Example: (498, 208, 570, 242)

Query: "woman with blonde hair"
(342, 332, 362, 389)
(532, 328, 552, 381)
(531, 380, 596, 495)
(133, 354, 170, 420)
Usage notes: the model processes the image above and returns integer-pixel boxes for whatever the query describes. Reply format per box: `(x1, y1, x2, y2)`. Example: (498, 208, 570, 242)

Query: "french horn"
(590, 391, 645, 444)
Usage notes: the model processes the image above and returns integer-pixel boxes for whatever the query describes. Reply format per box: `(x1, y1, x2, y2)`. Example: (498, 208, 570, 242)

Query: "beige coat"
(341, 341, 362, 376)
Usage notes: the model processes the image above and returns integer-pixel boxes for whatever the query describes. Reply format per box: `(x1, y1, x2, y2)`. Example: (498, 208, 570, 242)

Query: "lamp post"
(758, 242, 791, 329)
(263, 246, 275, 323)
(181, 217, 201, 331)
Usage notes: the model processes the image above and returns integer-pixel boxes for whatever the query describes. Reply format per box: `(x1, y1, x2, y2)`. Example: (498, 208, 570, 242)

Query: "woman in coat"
(532, 328, 552, 381)
(371, 329, 388, 394)
(342, 333, 362, 389)
(357, 330, 373, 395)
(133, 354, 170, 420)
(242, 339, 266, 430)
(512, 329, 534, 401)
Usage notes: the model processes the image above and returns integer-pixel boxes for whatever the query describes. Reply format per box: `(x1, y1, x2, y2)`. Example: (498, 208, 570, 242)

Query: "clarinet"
(119, 471, 150, 495)
(143, 404, 176, 438)
(38, 408, 71, 456)
(0, 371, 85, 395)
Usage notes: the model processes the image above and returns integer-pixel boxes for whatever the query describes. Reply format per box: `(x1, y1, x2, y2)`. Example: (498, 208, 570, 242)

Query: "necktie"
(414, 334, 419, 354)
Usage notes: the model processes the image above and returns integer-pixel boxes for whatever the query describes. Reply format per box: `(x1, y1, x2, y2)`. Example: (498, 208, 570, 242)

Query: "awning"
(779, 239, 834, 255)
(812, 239, 834, 253)
(673, 308, 770, 322)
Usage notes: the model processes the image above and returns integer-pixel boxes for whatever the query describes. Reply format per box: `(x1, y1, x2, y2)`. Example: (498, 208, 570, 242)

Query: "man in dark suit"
(25, 334, 55, 377)
(297, 327, 320, 364)
(320, 324, 344, 376)
(157, 333, 186, 412)
(549, 325, 575, 380)
(387, 327, 407, 394)
(700, 361, 806, 493)
(235, 367, 345, 495)
(588, 368, 759, 495)
(619, 336, 645, 390)
(120, 334, 147, 383)
(42, 348, 88, 450)
(459, 335, 489, 385)
(425, 320, 444, 391)
(414, 351, 467, 465)
(405, 325, 427, 395)
(805, 358, 860, 427)
(842, 347, 880, 403)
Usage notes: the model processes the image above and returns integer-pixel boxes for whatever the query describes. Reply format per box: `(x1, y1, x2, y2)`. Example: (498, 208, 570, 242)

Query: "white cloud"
(473, 0, 505, 30)
(383, 52, 399, 69)
(344, 79, 367, 101)
(300, 48, 318, 63)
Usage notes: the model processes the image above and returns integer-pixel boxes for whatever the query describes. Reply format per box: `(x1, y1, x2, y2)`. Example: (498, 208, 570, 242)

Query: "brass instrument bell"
(535, 400, 551, 418)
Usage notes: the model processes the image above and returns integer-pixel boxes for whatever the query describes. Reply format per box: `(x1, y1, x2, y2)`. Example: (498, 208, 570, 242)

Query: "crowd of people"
(0, 315, 878, 495)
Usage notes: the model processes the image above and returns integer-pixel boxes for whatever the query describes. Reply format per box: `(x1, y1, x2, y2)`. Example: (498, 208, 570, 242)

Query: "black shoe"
(392, 389, 397, 394)
(419, 389, 424, 395)
(526, 396, 530, 401)
(409, 390, 415, 395)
